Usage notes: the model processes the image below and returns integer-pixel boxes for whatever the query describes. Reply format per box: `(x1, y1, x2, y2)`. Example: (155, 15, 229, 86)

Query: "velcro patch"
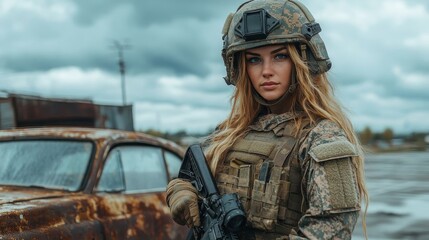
(323, 157, 359, 209)
(309, 140, 357, 162)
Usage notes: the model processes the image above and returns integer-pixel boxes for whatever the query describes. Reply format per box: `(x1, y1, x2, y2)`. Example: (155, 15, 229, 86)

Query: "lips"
(260, 81, 279, 90)
(261, 81, 278, 86)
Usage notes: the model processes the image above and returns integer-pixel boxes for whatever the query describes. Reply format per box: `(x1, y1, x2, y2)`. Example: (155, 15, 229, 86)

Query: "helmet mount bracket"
(234, 9, 280, 41)
(301, 22, 321, 40)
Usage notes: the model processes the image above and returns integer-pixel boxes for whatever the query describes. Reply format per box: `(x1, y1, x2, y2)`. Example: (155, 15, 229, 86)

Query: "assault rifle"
(178, 144, 246, 240)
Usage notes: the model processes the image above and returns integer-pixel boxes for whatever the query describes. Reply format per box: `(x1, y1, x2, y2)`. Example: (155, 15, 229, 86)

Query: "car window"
(0, 140, 93, 191)
(96, 150, 126, 193)
(164, 151, 182, 179)
(97, 145, 168, 193)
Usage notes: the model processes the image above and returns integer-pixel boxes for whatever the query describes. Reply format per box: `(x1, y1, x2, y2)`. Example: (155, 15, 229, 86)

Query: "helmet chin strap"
(252, 68, 297, 107)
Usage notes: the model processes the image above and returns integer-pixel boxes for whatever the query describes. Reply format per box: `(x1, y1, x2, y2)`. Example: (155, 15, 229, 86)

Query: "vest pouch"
(237, 164, 253, 210)
(249, 180, 289, 231)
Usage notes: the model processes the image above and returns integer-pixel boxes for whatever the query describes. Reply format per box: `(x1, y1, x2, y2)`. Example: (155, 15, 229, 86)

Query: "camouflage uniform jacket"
(291, 115, 360, 239)
(204, 112, 361, 239)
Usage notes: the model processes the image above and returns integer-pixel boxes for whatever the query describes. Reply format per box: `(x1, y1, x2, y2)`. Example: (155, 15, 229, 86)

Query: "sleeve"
(290, 120, 361, 239)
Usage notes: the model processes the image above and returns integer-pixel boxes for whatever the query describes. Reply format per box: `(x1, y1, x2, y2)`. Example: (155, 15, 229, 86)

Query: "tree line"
(359, 126, 427, 148)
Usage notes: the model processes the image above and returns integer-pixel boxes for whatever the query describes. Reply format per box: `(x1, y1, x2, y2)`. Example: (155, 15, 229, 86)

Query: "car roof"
(0, 127, 184, 155)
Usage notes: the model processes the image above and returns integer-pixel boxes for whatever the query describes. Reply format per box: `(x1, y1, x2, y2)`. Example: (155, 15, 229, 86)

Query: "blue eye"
(246, 57, 261, 64)
(274, 53, 289, 60)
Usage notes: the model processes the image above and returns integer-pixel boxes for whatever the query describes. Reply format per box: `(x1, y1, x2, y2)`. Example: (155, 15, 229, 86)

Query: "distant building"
(0, 92, 133, 131)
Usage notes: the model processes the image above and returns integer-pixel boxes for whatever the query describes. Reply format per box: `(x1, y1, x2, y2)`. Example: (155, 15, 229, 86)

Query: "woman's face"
(245, 45, 293, 102)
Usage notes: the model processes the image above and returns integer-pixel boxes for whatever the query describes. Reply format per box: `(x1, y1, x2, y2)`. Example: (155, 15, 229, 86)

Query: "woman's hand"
(166, 178, 200, 228)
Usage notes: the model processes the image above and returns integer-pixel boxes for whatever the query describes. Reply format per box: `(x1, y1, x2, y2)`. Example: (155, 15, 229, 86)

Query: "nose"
(262, 60, 274, 78)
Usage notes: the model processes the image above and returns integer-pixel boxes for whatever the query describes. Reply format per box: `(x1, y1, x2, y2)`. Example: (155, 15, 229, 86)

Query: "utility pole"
(111, 40, 130, 105)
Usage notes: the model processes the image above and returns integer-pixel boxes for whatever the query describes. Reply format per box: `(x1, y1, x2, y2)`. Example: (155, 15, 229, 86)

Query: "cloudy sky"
(0, 0, 428, 134)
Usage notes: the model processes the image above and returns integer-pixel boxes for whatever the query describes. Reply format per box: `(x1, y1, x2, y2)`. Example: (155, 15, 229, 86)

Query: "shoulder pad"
(309, 140, 357, 162)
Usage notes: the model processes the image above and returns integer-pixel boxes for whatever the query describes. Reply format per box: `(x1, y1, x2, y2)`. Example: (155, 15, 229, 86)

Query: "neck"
(268, 96, 293, 114)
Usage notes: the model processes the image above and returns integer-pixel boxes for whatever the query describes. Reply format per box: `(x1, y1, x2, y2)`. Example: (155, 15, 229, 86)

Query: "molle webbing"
(227, 139, 277, 167)
(234, 139, 276, 156)
(220, 138, 279, 210)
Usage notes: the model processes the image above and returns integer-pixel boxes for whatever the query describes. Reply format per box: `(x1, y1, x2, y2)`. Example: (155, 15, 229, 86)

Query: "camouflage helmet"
(222, 0, 332, 85)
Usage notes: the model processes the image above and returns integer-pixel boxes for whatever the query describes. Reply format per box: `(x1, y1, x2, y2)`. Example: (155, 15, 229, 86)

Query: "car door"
(95, 144, 187, 240)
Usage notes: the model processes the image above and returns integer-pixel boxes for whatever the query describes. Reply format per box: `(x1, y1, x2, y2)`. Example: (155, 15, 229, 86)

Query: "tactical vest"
(215, 113, 314, 238)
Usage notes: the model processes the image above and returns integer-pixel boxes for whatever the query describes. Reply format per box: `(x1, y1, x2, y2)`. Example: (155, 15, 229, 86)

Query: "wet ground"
(352, 151, 429, 240)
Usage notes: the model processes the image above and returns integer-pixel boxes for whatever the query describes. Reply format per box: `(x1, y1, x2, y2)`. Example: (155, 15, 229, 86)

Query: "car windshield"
(0, 140, 93, 191)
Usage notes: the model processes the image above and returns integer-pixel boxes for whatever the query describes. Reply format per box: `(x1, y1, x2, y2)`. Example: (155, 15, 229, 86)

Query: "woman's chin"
(263, 95, 282, 103)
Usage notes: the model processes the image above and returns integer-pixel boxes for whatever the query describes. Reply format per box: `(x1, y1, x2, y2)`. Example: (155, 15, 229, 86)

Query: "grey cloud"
(142, 55, 204, 76)
(72, 0, 238, 26)
(2, 52, 115, 73)
(323, 9, 428, 93)
(398, 50, 429, 74)
(127, 34, 215, 77)
(394, 91, 429, 102)
(1, 0, 232, 77)
(123, 73, 231, 110)
(71, 0, 121, 26)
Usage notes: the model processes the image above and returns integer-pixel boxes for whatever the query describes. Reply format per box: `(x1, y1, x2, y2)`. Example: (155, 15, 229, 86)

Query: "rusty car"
(0, 127, 188, 239)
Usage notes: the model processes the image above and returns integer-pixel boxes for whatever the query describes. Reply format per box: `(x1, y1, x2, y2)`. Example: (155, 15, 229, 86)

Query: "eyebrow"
(245, 46, 288, 56)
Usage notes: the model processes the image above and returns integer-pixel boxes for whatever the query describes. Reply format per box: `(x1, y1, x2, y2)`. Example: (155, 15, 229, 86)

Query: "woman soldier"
(167, 0, 368, 239)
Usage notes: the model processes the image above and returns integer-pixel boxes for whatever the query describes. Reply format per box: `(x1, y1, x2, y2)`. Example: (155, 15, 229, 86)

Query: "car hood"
(0, 186, 68, 205)
(0, 186, 95, 236)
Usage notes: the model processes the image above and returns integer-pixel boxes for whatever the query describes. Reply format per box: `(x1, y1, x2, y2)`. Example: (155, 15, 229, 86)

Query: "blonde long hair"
(205, 44, 368, 237)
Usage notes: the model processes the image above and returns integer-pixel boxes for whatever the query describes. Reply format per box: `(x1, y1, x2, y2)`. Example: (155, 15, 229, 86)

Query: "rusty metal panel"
(0, 189, 106, 239)
(95, 104, 134, 131)
(2, 94, 134, 130)
(12, 96, 96, 126)
(0, 189, 188, 239)
(0, 98, 16, 129)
